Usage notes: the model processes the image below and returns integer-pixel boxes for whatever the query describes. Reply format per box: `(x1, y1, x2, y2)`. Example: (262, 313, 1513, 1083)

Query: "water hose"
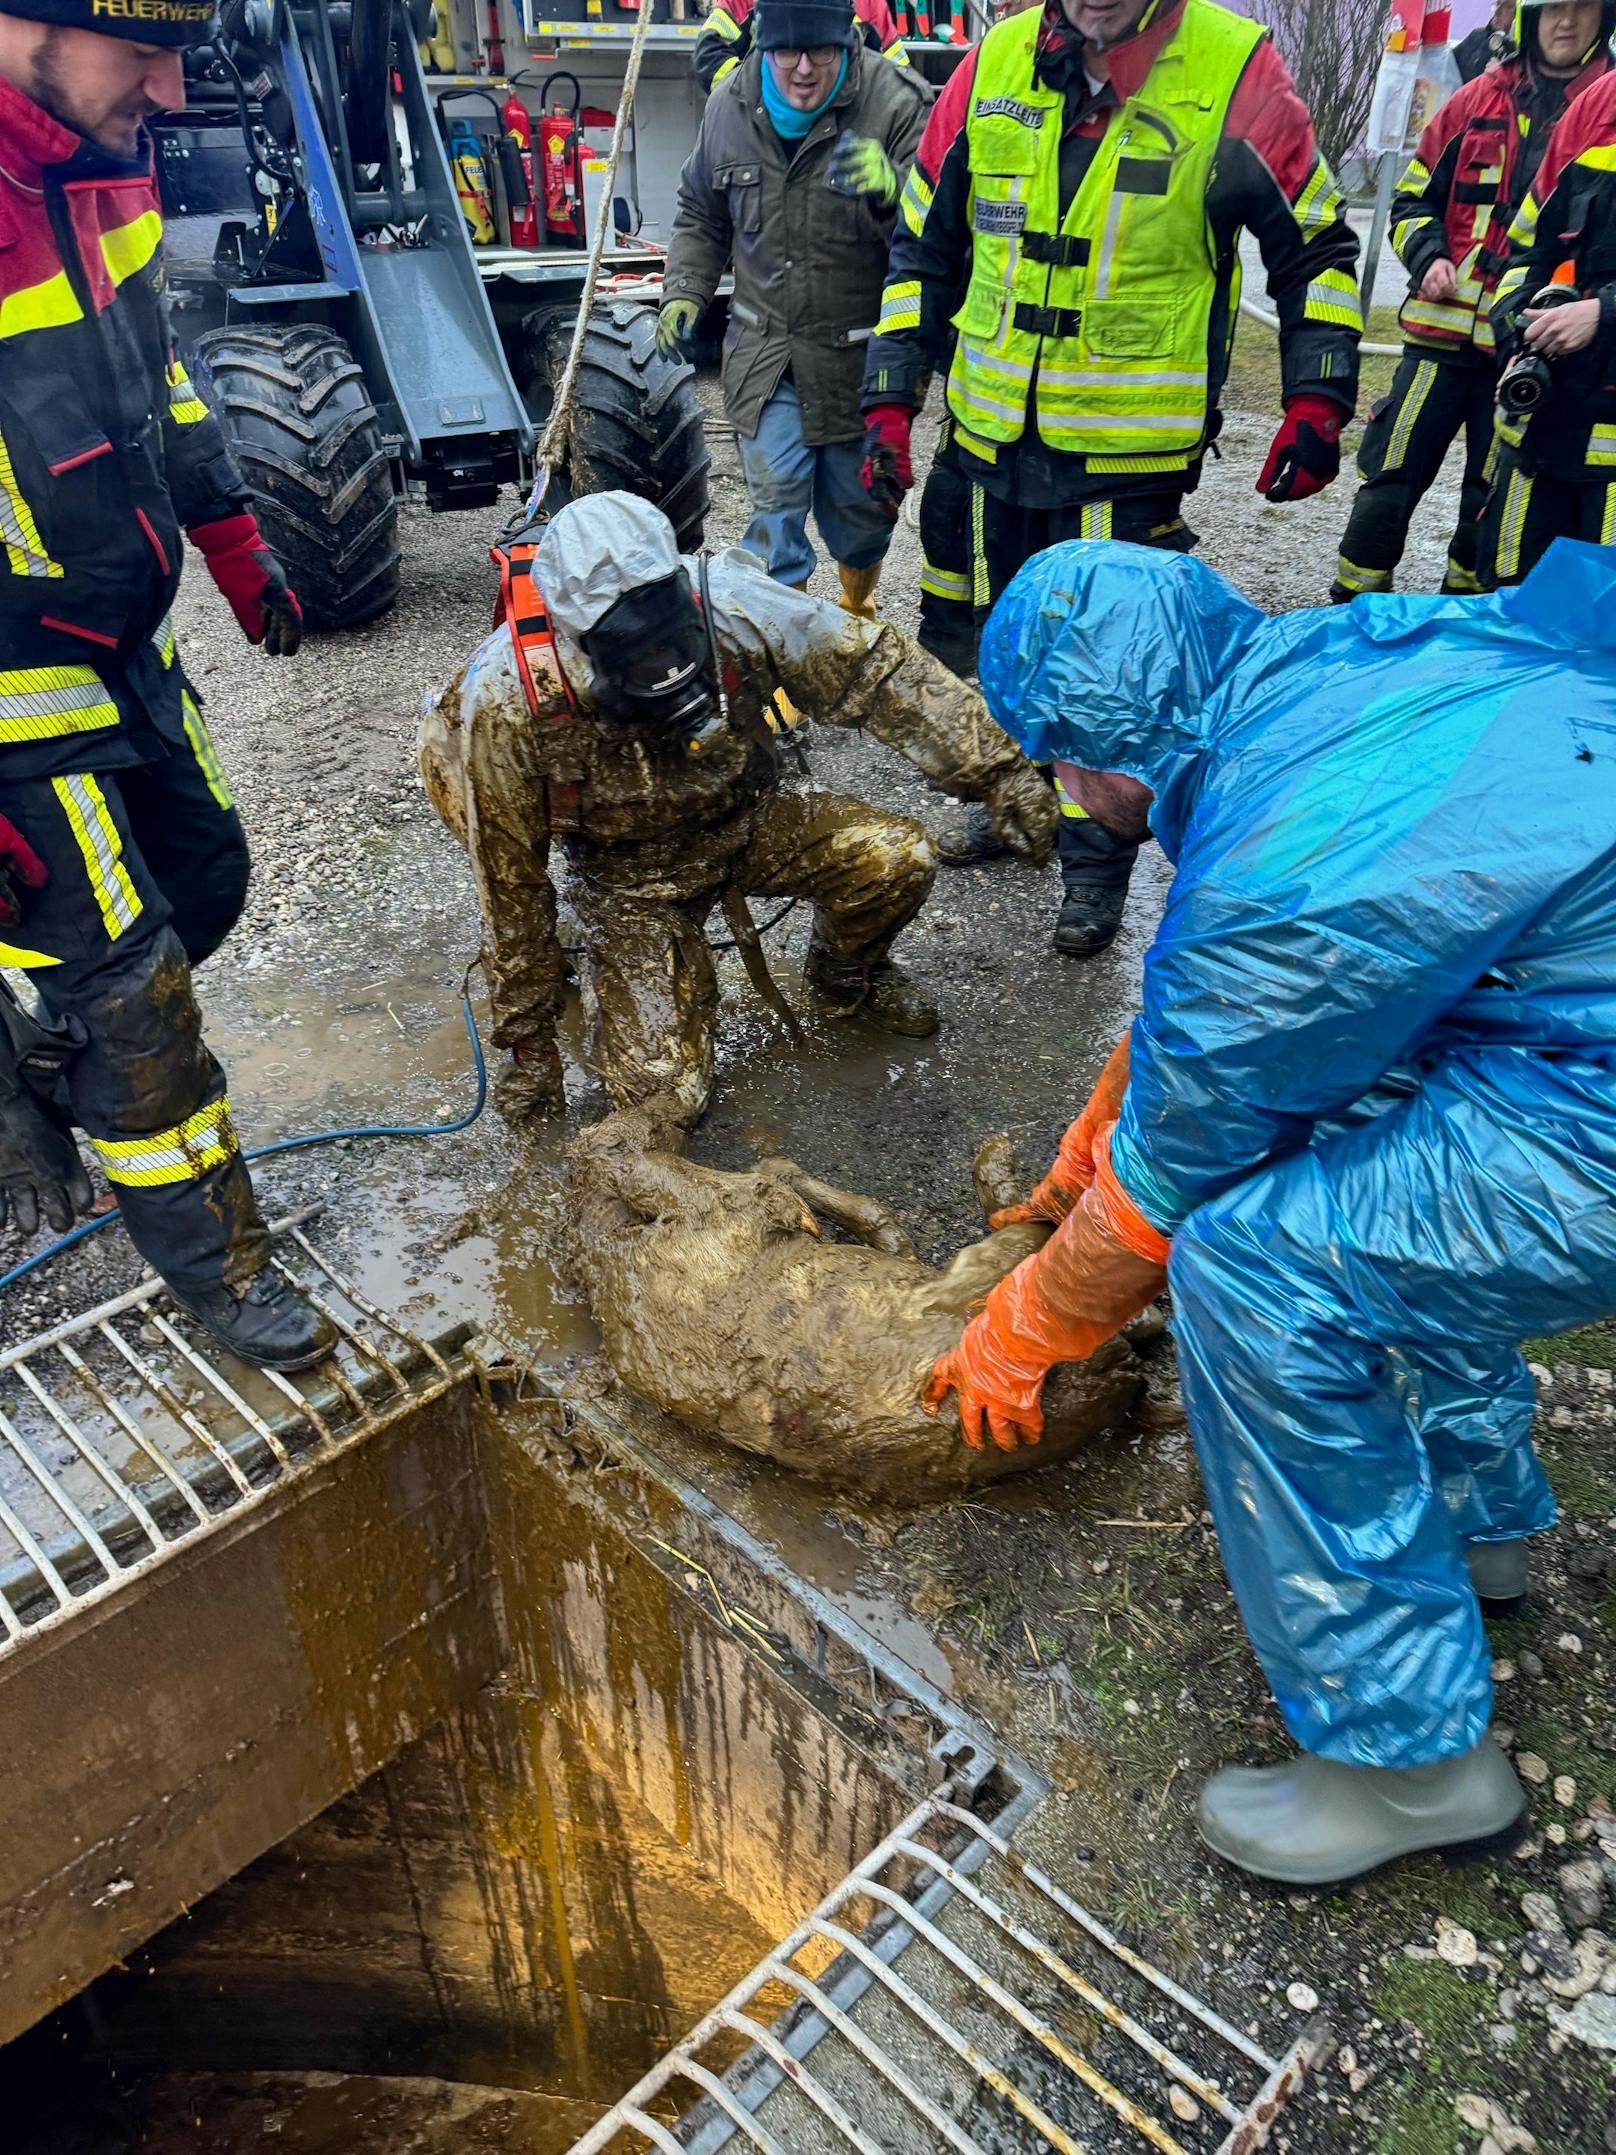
(0, 993, 487, 1299)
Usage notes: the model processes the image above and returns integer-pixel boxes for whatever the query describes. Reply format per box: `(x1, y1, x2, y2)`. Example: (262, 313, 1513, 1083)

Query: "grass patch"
(1374, 2086, 1464, 2155)
(1373, 1958, 1490, 2074)
(1512, 1713, 1614, 1803)
(1524, 1319, 1616, 1372)
(1533, 1426, 1616, 1523)
(1360, 1862, 1523, 1947)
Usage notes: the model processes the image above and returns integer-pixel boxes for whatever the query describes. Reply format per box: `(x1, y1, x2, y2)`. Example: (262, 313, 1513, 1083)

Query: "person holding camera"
(1331, 0, 1610, 603)
(1485, 57, 1616, 581)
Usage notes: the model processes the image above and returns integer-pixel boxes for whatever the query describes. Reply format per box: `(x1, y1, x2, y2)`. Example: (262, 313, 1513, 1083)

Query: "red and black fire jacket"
(1388, 51, 1609, 362)
(0, 78, 247, 781)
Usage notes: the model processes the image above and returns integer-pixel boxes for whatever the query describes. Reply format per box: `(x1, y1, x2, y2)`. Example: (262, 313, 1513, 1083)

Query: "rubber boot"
(803, 940, 939, 1036)
(936, 802, 1011, 867)
(1052, 882, 1127, 958)
(1466, 1537, 1529, 1616)
(1197, 1737, 1528, 1887)
(172, 1264, 338, 1373)
(837, 560, 881, 621)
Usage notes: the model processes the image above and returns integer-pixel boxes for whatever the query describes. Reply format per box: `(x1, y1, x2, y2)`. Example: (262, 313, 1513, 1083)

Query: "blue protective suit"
(980, 539, 1616, 1770)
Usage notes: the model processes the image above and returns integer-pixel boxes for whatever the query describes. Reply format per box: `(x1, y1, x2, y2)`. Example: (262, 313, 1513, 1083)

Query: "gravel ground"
(6, 332, 1609, 2155)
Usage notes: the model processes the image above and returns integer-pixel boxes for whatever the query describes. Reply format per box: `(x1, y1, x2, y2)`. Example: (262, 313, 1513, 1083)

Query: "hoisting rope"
(528, 0, 659, 509)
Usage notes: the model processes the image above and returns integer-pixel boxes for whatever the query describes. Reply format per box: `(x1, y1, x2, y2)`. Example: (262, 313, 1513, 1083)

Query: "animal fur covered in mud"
(566, 1103, 1143, 1497)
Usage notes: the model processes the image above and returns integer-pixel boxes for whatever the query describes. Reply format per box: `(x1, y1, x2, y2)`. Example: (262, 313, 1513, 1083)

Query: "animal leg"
(756, 1158, 918, 1258)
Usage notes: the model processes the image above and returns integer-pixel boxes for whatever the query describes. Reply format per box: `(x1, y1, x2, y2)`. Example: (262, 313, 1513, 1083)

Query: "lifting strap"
(489, 524, 583, 835)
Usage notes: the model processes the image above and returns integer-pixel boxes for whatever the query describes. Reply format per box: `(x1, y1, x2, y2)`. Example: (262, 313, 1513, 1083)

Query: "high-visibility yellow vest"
(946, 0, 1262, 461)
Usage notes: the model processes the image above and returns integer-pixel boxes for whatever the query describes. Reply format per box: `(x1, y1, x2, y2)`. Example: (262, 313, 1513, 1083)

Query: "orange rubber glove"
(924, 1128, 1168, 1451)
(990, 1031, 1131, 1229)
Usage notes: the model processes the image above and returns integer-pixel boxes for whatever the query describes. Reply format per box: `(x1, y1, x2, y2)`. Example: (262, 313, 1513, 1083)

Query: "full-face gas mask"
(581, 557, 729, 753)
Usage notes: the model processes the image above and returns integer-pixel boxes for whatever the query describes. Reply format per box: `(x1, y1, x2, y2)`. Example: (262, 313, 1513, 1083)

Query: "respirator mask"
(582, 558, 729, 753)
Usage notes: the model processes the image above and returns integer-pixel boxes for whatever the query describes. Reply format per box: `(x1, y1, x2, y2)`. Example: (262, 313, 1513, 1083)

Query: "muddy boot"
(172, 1264, 338, 1373)
(837, 560, 881, 621)
(1053, 882, 1127, 958)
(803, 942, 939, 1036)
(1466, 1537, 1530, 1616)
(1197, 1738, 1527, 1887)
(937, 803, 1012, 866)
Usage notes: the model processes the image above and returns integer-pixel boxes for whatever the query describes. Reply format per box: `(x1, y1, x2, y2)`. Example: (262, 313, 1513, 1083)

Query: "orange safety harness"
(489, 522, 583, 834)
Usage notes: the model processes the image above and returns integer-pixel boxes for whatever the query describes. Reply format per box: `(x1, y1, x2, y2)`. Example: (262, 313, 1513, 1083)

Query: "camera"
(1497, 282, 1583, 416)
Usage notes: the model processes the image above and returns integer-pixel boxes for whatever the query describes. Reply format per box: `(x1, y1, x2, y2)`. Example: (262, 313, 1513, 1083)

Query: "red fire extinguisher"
(539, 72, 585, 246)
(502, 88, 539, 248)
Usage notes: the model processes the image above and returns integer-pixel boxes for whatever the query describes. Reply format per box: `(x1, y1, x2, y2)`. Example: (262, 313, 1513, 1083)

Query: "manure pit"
(0, 1223, 1321, 2154)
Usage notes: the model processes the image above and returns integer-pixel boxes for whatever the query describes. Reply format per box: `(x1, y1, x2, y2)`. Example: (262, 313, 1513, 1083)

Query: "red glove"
(861, 405, 915, 515)
(924, 1128, 1168, 1451)
(0, 813, 47, 930)
(991, 1030, 1131, 1229)
(190, 513, 303, 655)
(1257, 395, 1345, 504)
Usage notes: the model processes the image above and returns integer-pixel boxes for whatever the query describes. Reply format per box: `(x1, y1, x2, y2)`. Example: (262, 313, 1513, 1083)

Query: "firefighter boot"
(1053, 803, 1133, 958)
(1198, 1739, 1527, 1887)
(173, 1264, 338, 1373)
(837, 561, 881, 621)
(937, 803, 1011, 866)
(803, 938, 939, 1036)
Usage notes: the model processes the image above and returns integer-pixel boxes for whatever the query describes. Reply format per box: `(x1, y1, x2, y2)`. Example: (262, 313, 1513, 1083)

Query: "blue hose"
(0, 993, 487, 1300)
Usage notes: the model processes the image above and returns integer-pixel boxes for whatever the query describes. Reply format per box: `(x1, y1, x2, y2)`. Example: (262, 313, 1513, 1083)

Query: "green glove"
(655, 297, 702, 359)
(826, 132, 899, 209)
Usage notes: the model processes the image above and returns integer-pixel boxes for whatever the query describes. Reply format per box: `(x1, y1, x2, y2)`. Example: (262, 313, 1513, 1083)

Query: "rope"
(533, 0, 660, 487)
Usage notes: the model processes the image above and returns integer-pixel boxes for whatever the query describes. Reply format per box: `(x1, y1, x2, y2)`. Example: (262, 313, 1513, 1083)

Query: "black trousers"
(0, 721, 268, 1294)
(1476, 442, 1616, 586)
(1333, 347, 1495, 599)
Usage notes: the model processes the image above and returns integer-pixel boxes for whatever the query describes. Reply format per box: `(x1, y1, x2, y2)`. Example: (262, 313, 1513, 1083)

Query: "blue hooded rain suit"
(980, 539, 1616, 1770)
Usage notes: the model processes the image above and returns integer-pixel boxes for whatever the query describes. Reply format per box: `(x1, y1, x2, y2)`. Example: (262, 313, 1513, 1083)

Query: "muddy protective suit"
(422, 499, 1045, 1123)
(980, 536, 1616, 1771)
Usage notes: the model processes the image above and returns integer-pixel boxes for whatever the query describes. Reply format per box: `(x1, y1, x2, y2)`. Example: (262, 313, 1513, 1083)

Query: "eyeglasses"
(772, 43, 842, 62)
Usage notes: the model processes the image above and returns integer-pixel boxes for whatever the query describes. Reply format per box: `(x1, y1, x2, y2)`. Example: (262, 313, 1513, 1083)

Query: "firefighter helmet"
(1513, 0, 1616, 68)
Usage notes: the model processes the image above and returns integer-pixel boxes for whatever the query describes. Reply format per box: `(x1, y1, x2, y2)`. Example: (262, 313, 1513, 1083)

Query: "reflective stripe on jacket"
(0, 79, 247, 780)
(944, 0, 1261, 459)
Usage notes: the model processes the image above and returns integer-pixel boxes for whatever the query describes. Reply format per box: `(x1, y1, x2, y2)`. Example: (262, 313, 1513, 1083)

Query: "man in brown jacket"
(656, 0, 930, 619)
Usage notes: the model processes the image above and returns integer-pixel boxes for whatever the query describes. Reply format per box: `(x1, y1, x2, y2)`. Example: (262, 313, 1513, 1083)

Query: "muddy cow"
(566, 1102, 1143, 1497)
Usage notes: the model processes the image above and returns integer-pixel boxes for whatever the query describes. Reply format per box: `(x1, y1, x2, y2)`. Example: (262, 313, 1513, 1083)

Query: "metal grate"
(570, 1794, 1327, 2155)
(0, 1210, 466, 1653)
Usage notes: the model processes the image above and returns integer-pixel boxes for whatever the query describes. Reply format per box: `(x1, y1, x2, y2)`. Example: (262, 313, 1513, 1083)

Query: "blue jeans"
(739, 375, 895, 585)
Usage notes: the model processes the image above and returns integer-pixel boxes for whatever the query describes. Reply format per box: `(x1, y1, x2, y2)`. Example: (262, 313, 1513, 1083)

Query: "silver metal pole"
(1362, 148, 1398, 319)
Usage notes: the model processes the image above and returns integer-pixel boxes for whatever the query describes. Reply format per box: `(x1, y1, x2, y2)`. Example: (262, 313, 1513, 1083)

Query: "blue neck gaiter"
(760, 49, 848, 139)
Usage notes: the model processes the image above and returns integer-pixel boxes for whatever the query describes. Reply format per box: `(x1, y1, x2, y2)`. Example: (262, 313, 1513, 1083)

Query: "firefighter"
(1332, 0, 1611, 604)
(658, 0, 930, 616)
(858, 0, 1362, 959)
(694, 0, 909, 95)
(1454, 0, 1515, 81)
(0, 0, 334, 1370)
(419, 493, 1055, 1128)
(1483, 55, 1616, 581)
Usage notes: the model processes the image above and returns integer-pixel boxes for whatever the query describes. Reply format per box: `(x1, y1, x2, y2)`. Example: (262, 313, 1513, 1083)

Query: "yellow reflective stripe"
(90, 1097, 240, 1188)
(1505, 195, 1538, 252)
(1086, 450, 1192, 475)
(1334, 554, 1392, 594)
(970, 483, 989, 611)
(708, 6, 741, 36)
(153, 614, 177, 668)
(1079, 501, 1113, 540)
(0, 425, 62, 579)
(0, 269, 80, 341)
(0, 665, 119, 742)
(713, 51, 739, 79)
(1305, 269, 1365, 332)
(182, 688, 233, 810)
(52, 773, 141, 940)
(920, 562, 971, 600)
(1575, 143, 1616, 173)
(1397, 154, 1432, 192)
(164, 359, 209, 426)
(1053, 774, 1088, 818)
(0, 938, 60, 968)
(1386, 358, 1437, 471)
(1443, 558, 1485, 592)
(885, 40, 910, 62)
(1497, 465, 1531, 580)
(100, 208, 162, 288)
(1602, 484, 1616, 547)
(1588, 423, 1616, 467)
(877, 279, 922, 334)
(899, 164, 933, 236)
(1294, 157, 1344, 233)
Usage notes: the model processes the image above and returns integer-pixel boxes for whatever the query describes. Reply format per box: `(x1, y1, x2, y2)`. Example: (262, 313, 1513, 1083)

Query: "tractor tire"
(192, 324, 401, 633)
(521, 300, 711, 549)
